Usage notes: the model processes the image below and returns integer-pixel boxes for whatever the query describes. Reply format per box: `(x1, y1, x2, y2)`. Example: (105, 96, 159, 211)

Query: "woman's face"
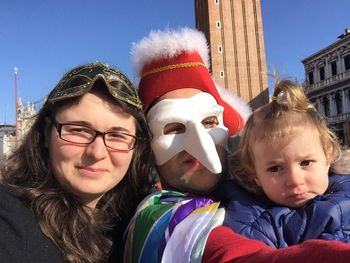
(48, 91, 136, 208)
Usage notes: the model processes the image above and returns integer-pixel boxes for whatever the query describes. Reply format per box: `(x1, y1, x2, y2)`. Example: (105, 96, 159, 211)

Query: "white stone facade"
(0, 99, 37, 165)
(0, 125, 16, 165)
(302, 28, 350, 145)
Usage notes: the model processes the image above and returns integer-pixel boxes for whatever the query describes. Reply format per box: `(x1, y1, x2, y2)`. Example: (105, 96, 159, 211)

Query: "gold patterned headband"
(49, 62, 143, 110)
(141, 61, 206, 78)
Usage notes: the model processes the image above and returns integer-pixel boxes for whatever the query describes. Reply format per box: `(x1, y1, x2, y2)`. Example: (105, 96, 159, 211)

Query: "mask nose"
(183, 121, 222, 174)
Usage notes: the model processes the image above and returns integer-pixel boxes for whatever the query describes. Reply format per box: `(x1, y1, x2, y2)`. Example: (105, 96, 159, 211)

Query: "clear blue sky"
(1, 0, 349, 124)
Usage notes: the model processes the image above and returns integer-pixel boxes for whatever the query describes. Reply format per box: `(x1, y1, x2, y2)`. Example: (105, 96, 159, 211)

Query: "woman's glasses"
(52, 119, 145, 152)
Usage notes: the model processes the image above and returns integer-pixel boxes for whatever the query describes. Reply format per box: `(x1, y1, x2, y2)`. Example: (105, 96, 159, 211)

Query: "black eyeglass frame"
(52, 119, 146, 152)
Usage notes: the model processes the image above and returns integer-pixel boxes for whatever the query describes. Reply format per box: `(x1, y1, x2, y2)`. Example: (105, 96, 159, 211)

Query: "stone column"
(317, 97, 324, 115)
(344, 89, 350, 113)
(329, 93, 337, 116)
(341, 89, 346, 113)
(337, 52, 342, 73)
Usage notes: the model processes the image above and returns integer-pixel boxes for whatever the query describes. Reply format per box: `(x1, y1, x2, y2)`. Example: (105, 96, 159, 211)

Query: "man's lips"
(182, 155, 204, 169)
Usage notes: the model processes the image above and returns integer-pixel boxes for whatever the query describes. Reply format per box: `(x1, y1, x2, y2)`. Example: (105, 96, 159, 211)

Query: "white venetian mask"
(146, 92, 228, 174)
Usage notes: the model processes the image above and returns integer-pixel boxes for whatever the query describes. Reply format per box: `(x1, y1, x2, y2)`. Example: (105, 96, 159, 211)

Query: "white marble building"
(302, 28, 350, 145)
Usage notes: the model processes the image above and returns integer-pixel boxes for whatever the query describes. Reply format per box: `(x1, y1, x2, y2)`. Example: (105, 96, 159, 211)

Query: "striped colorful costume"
(124, 191, 224, 263)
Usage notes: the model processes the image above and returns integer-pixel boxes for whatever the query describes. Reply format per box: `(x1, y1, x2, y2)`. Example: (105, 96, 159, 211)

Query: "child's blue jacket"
(220, 173, 350, 248)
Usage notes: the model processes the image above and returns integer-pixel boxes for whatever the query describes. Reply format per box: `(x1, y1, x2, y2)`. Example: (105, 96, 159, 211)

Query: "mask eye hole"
(202, 116, 219, 129)
(163, 123, 186, 135)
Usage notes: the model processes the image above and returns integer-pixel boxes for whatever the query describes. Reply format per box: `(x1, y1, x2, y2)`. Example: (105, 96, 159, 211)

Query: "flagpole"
(14, 67, 18, 143)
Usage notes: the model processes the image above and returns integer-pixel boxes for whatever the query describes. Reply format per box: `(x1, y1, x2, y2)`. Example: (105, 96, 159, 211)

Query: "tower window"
(220, 71, 225, 78)
(216, 21, 221, 28)
(215, 0, 220, 4)
(218, 45, 223, 53)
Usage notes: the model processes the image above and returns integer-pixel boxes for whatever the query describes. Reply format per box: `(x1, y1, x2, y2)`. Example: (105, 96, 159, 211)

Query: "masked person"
(123, 28, 350, 263)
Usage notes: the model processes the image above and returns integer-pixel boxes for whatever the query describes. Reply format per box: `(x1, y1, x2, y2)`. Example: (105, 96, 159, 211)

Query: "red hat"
(131, 27, 251, 136)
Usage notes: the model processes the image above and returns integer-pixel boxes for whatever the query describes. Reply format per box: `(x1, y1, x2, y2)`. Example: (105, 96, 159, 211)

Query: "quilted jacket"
(220, 173, 350, 248)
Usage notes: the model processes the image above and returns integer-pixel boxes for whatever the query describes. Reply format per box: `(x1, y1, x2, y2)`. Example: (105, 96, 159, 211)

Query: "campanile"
(195, 0, 269, 108)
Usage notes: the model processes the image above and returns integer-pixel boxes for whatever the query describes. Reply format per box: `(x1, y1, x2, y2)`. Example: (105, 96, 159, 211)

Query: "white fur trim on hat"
(131, 27, 210, 78)
(215, 83, 252, 124)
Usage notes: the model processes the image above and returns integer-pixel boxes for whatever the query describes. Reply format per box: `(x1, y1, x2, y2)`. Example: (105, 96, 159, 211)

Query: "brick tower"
(195, 0, 269, 109)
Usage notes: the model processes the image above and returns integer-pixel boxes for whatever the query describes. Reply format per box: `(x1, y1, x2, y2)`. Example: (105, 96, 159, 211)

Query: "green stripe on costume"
(132, 202, 175, 262)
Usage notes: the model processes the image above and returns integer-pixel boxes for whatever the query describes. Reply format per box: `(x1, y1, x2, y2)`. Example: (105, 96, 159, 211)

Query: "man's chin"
(183, 178, 221, 195)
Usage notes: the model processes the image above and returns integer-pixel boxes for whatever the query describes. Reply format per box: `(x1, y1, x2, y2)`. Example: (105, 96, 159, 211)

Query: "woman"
(0, 62, 153, 262)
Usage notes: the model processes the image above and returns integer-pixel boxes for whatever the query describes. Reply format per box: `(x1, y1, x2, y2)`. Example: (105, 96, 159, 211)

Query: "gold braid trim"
(141, 62, 206, 78)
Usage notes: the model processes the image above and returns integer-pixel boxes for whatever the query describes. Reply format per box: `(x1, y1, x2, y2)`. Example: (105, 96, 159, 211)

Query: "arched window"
(330, 61, 337, 76)
(308, 71, 314, 85)
(319, 66, 325, 81)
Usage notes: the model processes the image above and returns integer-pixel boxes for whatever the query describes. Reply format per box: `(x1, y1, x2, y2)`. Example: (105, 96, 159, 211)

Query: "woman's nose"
(84, 135, 108, 160)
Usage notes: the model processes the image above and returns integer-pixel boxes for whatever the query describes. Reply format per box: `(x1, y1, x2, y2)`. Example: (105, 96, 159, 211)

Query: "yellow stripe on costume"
(191, 202, 220, 215)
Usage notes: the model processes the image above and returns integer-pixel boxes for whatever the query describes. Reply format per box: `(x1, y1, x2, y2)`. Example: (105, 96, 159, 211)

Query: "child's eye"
(267, 166, 281, 173)
(300, 160, 313, 167)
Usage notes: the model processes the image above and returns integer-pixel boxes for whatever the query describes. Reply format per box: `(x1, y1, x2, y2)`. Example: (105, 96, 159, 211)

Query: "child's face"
(252, 129, 330, 208)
